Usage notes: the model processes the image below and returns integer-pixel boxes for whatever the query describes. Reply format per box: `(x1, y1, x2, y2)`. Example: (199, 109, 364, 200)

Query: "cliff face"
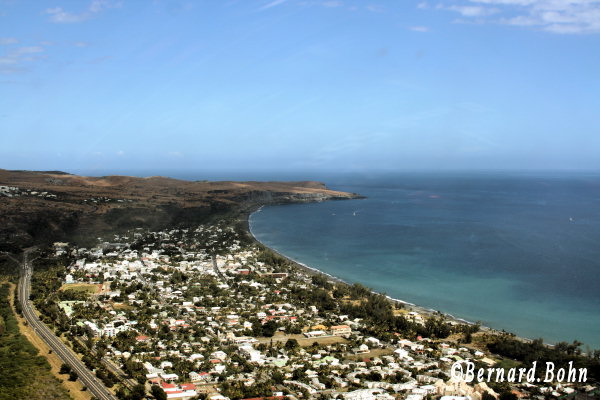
(0, 169, 362, 251)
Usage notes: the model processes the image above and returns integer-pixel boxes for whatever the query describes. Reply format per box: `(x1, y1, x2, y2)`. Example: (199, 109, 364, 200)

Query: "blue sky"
(1, 0, 599, 174)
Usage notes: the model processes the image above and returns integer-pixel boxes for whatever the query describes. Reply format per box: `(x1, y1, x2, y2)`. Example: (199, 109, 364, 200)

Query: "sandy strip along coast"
(246, 207, 492, 333)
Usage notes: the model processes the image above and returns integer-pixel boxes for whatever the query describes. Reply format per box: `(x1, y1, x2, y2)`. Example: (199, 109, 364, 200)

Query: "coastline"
(246, 207, 488, 332)
(238, 183, 600, 351)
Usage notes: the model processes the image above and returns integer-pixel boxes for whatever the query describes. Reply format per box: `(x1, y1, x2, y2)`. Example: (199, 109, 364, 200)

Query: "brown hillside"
(0, 169, 362, 251)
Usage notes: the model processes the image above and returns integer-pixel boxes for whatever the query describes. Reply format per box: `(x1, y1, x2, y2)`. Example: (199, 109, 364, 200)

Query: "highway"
(101, 356, 138, 390)
(71, 335, 138, 390)
(18, 250, 118, 400)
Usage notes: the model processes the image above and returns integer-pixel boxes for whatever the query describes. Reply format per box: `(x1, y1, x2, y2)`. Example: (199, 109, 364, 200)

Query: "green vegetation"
(487, 335, 600, 381)
(0, 284, 71, 400)
(493, 358, 521, 370)
(29, 250, 73, 333)
(0, 255, 19, 281)
(283, 248, 454, 341)
(251, 319, 278, 337)
(220, 380, 273, 400)
(150, 385, 167, 400)
(116, 383, 146, 400)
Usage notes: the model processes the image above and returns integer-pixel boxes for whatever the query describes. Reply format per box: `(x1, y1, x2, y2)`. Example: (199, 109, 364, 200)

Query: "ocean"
(248, 172, 600, 349)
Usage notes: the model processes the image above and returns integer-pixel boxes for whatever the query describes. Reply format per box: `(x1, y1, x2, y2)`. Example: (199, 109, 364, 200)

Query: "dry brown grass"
(0, 169, 360, 250)
(346, 347, 394, 361)
(111, 302, 135, 311)
(60, 283, 101, 295)
(257, 332, 348, 347)
(0, 169, 357, 201)
(8, 283, 92, 400)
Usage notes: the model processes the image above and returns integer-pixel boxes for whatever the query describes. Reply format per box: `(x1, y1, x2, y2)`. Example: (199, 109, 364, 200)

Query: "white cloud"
(470, 0, 537, 4)
(0, 45, 45, 74)
(89, 0, 115, 13)
(409, 25, 431, 31)
(15, 46, 44, 54)
(87, 55, 113, 64)
(0, 37, 18, 45)
(46, 7, 87, 23)
(444, 4, 500, 16)
(260, 0, 288, 10)
(434, 0, 600, 33)
(502, 15, 538, 25)
(321, 0, 343, 7)
(45, 0, 121, 23)
(366, 4, 385, 12)
(0, 39, 93, 74)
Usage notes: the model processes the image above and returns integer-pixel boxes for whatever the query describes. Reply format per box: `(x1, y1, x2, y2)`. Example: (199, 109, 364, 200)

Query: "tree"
(463, 331, 472, 344)
(151, 385, 167, 400)
(129, 384, 146, 400)
(272, 370, 285, 385)
(499, 392, 518, 400)
(262, 320, 278, 337)
(292, 368, 305, 381)
(285, 338, 299, 350)
(116, 387, 127, 399)
(68, 370, 78, 381)
(59, 363, 71, 374)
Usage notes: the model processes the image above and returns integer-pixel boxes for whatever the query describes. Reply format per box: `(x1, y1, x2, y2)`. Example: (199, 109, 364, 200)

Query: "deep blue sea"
(248, 172, 600, 349)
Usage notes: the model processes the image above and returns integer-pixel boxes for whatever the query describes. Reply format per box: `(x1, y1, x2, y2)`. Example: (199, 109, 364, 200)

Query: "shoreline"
(244, 204, 593, 350)
(241, 199, 591, 349)
(247, 207, 487, 331)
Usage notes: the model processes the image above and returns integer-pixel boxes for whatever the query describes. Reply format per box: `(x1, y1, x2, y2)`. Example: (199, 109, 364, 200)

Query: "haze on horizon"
(1, 0, 599, 174)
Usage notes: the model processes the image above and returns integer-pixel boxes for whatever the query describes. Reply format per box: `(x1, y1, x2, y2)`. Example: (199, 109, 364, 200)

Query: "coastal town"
(25, 222, 597, 400)
(3, 0, 600, 398)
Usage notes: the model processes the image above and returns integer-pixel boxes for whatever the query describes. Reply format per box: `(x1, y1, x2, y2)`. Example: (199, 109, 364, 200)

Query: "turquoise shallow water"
(249, 172, 600, 349)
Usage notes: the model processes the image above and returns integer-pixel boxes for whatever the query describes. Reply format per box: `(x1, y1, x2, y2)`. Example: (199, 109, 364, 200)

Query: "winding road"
(18, 250, 117, 400)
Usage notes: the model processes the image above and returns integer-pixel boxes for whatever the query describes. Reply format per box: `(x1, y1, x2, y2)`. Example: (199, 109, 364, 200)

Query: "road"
(101, 356, 138, 390)
(71, 336, 138, 390)
(18, 250, 118, 400)
(211, 255, 227, 282)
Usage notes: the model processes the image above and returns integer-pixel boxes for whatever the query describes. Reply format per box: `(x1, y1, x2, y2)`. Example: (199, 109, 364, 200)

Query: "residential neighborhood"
(28, 224, 597, 400)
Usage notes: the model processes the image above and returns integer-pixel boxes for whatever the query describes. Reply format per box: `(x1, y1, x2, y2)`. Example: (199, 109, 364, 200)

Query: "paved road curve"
(18, 250, 118, 400)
